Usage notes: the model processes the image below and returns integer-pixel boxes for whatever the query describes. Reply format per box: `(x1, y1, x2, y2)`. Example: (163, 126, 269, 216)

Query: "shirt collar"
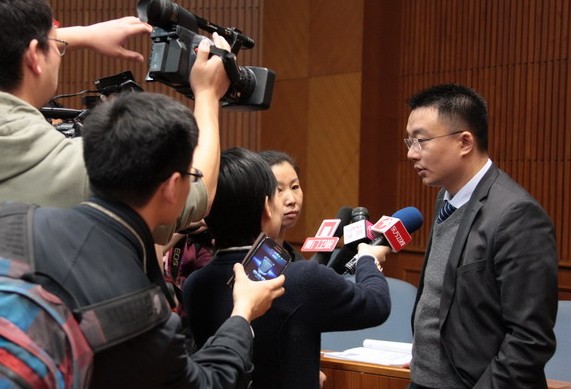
(444, 158, 492, 208)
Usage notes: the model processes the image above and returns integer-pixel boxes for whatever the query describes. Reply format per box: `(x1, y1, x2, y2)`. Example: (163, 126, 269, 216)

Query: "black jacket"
(184, 249, 390, 389)
(33, 197, 254, 389)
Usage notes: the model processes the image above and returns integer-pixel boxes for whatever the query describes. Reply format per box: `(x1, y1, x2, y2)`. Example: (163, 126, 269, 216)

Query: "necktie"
(437, 200, 456, 223)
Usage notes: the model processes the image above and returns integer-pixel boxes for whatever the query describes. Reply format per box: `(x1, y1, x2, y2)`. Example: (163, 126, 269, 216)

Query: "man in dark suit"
(404, 84, 558, 388)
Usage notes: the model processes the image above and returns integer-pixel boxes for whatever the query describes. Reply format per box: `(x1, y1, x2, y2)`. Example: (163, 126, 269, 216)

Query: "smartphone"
(228, 233, 291, 284)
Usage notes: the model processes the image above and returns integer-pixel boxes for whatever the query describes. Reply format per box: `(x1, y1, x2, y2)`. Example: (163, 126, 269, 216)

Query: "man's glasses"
(47, 37, 68, 56)
(404, 131, 464, 152)
(179, 168, 204, 183)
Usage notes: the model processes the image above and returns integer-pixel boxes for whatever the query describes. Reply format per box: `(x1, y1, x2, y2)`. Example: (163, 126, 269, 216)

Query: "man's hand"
(231, 263, 285, 323)
(57, 17, 152, 62)
(190, 32, 232, 100)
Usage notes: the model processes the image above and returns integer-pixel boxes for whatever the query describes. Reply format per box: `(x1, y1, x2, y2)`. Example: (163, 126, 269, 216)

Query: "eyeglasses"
(47, 37, 68, 56)
(179, 168, 203, 183)
(404, 131, 464, 152)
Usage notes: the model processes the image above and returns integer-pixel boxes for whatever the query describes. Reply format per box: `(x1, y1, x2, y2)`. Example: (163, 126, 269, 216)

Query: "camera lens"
(137, 0, 198, 32)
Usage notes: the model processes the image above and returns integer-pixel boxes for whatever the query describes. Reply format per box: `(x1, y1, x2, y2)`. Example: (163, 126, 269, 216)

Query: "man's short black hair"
(408, 83, 489, 152)
(82, 92, 198, 207)
(0, 0, 53, 91)
(206, 147, 277, 249)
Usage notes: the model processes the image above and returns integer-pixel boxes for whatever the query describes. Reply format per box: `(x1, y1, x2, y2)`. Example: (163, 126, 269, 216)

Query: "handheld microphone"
(311, 206, 353, 265)
(342, 207, 375, 245)
(328, 206, 375, 274)
(344, 206, 424, 274)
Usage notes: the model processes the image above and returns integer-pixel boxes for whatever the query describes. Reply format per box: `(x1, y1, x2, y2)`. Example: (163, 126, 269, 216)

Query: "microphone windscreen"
(333, 206, 353, 237)
(392, 206, 424, 233)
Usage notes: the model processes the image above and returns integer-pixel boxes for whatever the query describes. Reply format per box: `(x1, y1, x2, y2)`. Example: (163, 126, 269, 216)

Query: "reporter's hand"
(190, 32, 232, 100)
(57, 17, 152, 62)
(231, 263, 285, 322)
(319, 370, 327, 388)
(357, 243, 391, 271)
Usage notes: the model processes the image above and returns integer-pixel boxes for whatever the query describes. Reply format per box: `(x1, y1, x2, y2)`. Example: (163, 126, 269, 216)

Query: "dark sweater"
(183, 250, 390, 389)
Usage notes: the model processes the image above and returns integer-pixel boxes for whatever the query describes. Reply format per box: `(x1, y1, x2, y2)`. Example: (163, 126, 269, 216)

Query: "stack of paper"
(323, 339, 412, 366)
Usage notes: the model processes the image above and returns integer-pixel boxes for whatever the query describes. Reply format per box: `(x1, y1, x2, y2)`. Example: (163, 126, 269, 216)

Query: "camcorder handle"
(137, 0, 254, 54)
(194, 16, 255, 54)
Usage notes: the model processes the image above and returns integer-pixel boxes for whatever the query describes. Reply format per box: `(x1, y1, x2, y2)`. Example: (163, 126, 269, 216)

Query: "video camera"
(136, 0, 275, 111)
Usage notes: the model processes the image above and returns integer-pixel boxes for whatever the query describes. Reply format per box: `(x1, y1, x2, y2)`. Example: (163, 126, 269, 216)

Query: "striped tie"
(437, 200, 457, 223)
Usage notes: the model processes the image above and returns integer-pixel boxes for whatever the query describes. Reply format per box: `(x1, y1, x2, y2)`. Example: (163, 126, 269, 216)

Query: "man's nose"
(407, 147, 420, 160)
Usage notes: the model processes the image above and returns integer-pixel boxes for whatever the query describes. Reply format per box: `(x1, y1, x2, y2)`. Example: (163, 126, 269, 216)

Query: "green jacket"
(0, 92, 207, 243)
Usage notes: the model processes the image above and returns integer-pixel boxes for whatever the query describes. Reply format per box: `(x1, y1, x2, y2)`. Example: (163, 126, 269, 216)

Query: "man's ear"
(24, 39, 43, 75)
(262, 196, 272, 220)
(260, 196, 273, 233)
(459, 130, 475, 155)
(159, 173, 180, 205)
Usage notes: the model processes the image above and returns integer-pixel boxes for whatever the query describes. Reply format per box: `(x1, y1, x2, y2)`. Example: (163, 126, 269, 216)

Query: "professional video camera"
(136, 0, 275, 111)
(41, 71, 144, 138)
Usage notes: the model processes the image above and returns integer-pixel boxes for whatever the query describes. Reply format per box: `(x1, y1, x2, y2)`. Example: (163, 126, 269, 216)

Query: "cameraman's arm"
(190, 34, 231, 215)
(56, 17, 151, 62)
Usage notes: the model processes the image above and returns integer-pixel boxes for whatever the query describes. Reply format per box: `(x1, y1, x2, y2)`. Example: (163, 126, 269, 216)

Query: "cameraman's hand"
(57, 17, 152, 62)
(190, 32, 232, 100)
(230, 263, 285, 323)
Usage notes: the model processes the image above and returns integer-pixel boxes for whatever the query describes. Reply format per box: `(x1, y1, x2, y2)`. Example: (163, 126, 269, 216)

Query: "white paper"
(323, 339, 412, 366)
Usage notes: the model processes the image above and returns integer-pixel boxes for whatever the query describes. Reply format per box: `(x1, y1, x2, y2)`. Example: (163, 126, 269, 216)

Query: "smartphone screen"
(227, 234, 291, 285)
(243, 236, 290, 281)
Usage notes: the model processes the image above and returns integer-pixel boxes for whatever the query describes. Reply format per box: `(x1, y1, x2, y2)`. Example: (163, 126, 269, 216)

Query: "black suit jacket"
(413, 164, 558, 388)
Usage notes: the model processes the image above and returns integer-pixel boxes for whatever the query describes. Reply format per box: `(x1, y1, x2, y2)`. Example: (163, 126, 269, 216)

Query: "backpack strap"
(0, 201, 37, 271)
(78, 284, 171, 353)
(81, 201, 177, 308)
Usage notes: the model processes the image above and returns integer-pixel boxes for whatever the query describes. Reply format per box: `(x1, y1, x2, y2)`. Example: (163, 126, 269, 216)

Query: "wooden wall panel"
(306, 72, 361, 229)
(262, 0, 364, 249)
(262, 0, 310, 80)
(309, 0, 363, 76)
(259, 78, 310, 243)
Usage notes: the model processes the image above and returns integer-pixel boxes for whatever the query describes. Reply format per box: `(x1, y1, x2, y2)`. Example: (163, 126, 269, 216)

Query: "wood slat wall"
(50, 0, 264, 150)
(393, 0, 571, 268)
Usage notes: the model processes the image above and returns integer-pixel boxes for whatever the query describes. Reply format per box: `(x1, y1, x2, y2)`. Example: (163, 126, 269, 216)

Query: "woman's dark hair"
(206, 147, 277, 249)
(258, 150, 300, 175)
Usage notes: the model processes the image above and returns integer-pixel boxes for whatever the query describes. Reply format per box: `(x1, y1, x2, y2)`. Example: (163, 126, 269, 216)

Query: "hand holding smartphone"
(228, 233, 291, 285)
